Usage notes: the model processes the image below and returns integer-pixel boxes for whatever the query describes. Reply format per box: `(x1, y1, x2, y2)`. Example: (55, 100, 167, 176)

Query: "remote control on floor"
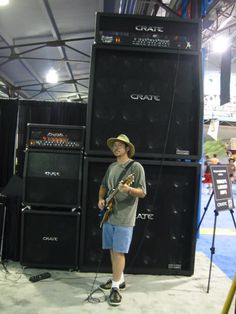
(29, 272, 51, 282)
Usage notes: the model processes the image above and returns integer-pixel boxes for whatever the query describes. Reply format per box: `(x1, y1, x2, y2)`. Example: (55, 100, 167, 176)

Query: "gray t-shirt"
(101, 160, 146, 227)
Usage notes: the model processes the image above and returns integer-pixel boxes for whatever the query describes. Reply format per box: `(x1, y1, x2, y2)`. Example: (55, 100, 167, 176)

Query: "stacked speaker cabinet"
(23, 149, 83, 208)
(20, 210, 80, 269)
(80, 157, 201, 275)
(85, 13, 203, 160)
(21, 124, 85, 269)
(80, 13, 203, 275)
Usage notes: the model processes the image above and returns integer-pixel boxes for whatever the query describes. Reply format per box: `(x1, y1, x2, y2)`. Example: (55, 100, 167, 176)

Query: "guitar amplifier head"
(26, 123, 85, 150)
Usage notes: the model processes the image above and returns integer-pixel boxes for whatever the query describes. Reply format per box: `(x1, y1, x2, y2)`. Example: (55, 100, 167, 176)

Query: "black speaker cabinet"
(20, 210, 80, 269)
(23, 149, 83, 208)
(85, 44, 203, 160)
(80, 157, 200, 275)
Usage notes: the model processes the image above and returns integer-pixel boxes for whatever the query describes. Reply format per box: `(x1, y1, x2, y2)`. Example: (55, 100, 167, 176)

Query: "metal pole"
(207, 209, 218, 293)
(221, 274, 236, 314)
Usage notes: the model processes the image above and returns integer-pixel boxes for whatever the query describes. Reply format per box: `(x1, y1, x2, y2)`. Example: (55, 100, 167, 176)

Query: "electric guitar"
(99, 173, 134, 228)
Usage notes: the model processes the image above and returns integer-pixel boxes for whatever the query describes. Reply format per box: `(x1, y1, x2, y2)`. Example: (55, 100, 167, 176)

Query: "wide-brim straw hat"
(107, 134, 135, 158)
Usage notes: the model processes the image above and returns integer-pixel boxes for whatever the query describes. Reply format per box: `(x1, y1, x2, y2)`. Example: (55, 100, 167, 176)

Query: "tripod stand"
(197, 191, 236, 293)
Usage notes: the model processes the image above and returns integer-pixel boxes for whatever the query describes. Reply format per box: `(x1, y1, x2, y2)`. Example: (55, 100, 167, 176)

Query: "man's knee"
(113, 251, 125, 259)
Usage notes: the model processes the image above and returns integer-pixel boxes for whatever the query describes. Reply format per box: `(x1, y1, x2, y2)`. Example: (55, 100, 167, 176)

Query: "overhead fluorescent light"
(212, 36, 230, 53)
(0, 0, 9, 6)
(46, 68, 58, 84)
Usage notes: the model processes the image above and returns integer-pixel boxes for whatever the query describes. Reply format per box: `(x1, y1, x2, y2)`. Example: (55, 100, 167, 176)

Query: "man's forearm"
(128, 187, 145, 198)
(98, 185, 107, 200)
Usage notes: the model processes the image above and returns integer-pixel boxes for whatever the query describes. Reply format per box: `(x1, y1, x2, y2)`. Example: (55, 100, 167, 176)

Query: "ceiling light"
(212, 36, 230, 53)
(0, 0, 9, 6)
(46, 68, 58, 84)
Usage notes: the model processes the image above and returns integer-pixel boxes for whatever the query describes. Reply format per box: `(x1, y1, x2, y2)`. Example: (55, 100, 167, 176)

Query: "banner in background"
(207, 119, 219, 140)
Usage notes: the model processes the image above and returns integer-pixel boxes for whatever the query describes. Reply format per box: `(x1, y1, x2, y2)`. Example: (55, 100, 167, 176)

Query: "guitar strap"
(99, 160, 135, 228)
(115, 160, 135, 187)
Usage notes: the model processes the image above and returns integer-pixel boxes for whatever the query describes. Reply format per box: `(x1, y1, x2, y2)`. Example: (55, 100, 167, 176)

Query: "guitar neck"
(105, 173, 134, 205)
(106, 188, 119, 204)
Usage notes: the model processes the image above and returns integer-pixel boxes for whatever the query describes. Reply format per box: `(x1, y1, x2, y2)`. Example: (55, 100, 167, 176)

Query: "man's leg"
(110, 250, 125, 282)
(108, 250, 125, 306)
(110, 249, 114, 268)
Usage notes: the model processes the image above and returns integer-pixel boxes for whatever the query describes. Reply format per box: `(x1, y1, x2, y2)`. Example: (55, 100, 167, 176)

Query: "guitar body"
(99, 201, 113, 228)
(99, 174, 134, 228)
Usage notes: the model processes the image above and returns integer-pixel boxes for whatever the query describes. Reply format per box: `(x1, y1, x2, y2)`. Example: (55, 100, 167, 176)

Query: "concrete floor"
(0, 251, 235, 314)
(1, 183, 235, 313)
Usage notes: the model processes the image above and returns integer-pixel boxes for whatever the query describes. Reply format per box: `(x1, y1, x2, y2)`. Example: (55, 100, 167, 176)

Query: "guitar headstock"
(123, 173, 134, 186)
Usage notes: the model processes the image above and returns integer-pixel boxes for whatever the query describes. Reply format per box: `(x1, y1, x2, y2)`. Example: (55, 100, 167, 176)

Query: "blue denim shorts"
(102, 223, 133, 253)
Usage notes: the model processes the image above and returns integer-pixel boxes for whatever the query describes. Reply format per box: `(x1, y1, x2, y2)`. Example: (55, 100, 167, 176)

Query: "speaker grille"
(86, 46, 203, 159)
(20, 210, 80, 269)
(80, 157, 200, 275)
(23, 150, 83, 207)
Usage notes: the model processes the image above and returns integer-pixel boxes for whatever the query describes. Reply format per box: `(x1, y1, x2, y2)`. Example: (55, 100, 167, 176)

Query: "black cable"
(0, 260, 9, 273)
(83, 249, 106, 304)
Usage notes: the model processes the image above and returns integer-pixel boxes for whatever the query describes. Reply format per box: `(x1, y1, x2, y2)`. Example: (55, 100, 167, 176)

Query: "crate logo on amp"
(135, 25, 164, 33)
(130, 94, 160, 101)
(42, 236, 58, 242)
(136, 213, 154, 220)
(44, 171, 60, 177)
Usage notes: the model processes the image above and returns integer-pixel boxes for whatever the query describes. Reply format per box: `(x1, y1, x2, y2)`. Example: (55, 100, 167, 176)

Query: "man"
(210, 154, 220, 165)
(98, 134, 146, 306)
(203, 155, 213, 194)
(227, 157, 236, 183)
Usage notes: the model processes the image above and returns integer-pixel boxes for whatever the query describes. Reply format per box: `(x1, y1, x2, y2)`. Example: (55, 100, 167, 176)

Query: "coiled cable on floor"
(83, 249, 106, 304)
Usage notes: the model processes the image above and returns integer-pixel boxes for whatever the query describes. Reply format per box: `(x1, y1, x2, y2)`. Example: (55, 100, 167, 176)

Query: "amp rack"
(26, 123, 85, 150)
(95, 12, 201, 52)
